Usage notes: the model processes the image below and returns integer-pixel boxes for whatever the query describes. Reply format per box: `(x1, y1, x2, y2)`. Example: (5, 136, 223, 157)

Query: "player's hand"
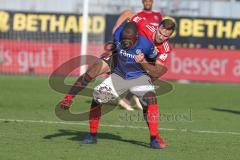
(135, 53, 145, 63)
(100, 41, 115, 58)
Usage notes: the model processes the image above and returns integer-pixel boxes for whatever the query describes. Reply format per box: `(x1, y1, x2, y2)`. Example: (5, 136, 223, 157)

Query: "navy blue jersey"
(113, 24, 157, 80)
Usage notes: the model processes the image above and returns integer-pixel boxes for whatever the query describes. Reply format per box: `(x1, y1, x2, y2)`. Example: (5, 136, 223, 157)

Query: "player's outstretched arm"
(112, 9, 135, 34)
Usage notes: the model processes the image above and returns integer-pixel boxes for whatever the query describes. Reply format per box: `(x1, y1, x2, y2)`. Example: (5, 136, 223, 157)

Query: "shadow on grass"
(43, 129, 149, 148)
(211, 108, 240, 115)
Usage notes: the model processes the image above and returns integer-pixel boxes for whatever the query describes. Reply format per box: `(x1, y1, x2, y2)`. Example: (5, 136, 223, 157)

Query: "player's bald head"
(121, 22, 138, 49)
(121, 22, 138, 36)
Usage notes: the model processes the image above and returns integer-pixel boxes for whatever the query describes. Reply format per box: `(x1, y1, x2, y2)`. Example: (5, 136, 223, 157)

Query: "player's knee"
(90, 99, 101, 108)
(142, 91, 157, 105)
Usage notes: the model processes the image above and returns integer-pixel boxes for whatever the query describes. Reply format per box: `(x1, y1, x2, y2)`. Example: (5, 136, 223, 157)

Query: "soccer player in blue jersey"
(60, 0, 163, 112)
(114, 0, 163, 111)
(81, 20, 175, 149)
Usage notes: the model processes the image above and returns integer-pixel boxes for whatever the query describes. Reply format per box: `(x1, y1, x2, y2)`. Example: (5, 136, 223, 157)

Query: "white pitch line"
(0, 118, 240, 136)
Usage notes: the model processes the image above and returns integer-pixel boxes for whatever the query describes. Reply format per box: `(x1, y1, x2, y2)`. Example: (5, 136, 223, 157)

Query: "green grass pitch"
(0, 75, 239, 160)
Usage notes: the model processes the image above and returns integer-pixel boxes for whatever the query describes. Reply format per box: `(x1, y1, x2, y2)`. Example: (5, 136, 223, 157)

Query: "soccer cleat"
(60, 94, 74, 110)
(80, 133, 97, 144)
(150, 135, 166, 149)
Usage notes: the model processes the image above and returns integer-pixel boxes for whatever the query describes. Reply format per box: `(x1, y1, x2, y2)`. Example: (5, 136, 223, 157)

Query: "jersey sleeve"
(113, 23, 125, 42)
(156, 12, 163, 22)
(130, 15, 155, 42)
(140, 42, 158, 64)
(156, 41, 172, 64)
(129, 14, 147, 29)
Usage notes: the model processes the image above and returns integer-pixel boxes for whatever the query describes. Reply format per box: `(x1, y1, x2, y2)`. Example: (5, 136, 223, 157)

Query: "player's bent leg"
(142, 92, 166, 149)
(60, 73, 93, 109)
(129, 76, 166, 149)
(60, 59, 110, 109)
(81, 99, 101, 144)
(81, 70, 114, 144)
(86, 58, 111, 78)
(83, 73, 126, 144)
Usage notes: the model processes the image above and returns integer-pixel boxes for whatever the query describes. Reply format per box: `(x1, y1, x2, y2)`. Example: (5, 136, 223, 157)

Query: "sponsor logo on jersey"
(150, 23, 159, 27)
(159, 53, 168, 61)
(119, 49, 135, 59)
(163, 42, 170, 52)
(113, 41, 121, 50)
(133, 16, 142, 23)
(146, 24, 155, 33)
(136, 49, 142, 55)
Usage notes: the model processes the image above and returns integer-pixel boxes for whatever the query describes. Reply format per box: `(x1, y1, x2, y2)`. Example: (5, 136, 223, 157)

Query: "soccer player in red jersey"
(137, 0, 162, 27)
(131, 15, 172, 65)
(128, 18, 175, 149)
(113, 0, 162, 33)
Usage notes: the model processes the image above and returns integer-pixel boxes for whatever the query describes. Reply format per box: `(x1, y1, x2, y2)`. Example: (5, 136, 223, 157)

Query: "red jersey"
(136, 10, 162, 28)
(130, 15, 172, 65)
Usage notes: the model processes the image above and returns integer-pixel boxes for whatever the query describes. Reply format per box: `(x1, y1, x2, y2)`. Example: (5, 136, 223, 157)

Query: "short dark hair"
(159, 18, 176, 31)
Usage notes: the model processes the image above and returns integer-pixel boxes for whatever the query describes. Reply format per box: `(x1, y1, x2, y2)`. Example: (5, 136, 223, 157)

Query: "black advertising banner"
(104, 14, 118, 42)
(171, 17, 240, 50)
(105, 15, 240, 50)
(0, 10, 105, 42)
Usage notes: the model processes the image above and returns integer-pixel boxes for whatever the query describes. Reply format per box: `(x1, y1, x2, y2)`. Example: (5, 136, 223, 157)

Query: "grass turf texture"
(0, 75, 239, 160)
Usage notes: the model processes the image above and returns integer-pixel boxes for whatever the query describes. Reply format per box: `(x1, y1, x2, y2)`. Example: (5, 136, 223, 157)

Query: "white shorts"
(93, 73, 155, 103)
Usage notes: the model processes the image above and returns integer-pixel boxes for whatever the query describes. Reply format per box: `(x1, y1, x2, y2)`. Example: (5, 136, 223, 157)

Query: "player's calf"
(142, 91, 167, 149)
(59, 73, 93, 109)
